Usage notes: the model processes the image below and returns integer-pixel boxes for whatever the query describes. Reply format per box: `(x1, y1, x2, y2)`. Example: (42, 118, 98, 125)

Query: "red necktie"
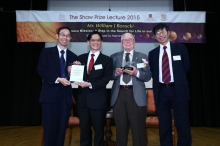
(162, 46, 171, 84)
(88, 54, 95, 74)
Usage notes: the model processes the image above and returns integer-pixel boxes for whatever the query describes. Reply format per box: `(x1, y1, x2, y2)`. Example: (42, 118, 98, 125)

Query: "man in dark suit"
(73, 31, 113, 146)
(37, 26, 77, 146)
(148, 23, 192, 146)
(110, 33, 152, 146)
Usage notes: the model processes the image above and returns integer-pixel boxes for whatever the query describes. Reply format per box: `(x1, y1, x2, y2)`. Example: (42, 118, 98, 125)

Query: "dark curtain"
(0, 0, 47, 125)
(173, 0, 220, 126)
(0, 0, 219, 126)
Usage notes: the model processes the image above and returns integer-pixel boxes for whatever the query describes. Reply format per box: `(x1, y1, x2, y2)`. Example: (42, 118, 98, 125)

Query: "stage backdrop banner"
(16, 11, 205, 43)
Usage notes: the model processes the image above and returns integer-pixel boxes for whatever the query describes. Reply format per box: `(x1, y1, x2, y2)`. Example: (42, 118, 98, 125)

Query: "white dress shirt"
(159, 41, 174, 83)
(87, 51, 100, 73)
(120, 50, 140, 85)
(56, 46, 67, 83)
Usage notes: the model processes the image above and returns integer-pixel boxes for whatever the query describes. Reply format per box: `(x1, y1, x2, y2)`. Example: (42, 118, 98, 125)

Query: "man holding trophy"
(110, 33, 152, 146)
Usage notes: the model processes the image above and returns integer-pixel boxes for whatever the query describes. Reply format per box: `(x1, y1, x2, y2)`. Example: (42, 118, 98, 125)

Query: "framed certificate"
(70, 65, 84, 82)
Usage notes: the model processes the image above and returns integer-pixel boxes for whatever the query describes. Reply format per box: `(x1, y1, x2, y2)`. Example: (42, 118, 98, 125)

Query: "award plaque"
(121, 61, 136, 70)
(121, 67, 133, 70)
(70, 65, 84, 82)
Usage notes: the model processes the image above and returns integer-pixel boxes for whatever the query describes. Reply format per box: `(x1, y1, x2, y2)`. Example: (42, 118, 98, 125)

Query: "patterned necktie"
(162, 46, 171, 84)
(123, 53, 131, 84)
(88, 54, 95, 74)
(60, 50, 66, 78)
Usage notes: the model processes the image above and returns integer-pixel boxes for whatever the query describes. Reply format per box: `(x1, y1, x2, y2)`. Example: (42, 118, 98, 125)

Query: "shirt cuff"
(55, 77, 59, 83)
(136, 71, 140, 78)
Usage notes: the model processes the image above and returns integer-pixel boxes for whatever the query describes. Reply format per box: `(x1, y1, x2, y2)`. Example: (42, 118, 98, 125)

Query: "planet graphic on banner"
(197, 34, 202, 39)
(183, 32, 191, 40)
(169, 31, 177, 41)
(179, 32, 196, 41)
(145, 33, 150, 39)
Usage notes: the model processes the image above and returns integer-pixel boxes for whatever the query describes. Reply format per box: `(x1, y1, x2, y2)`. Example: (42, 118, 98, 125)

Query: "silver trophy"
(121, 61, 136, 70)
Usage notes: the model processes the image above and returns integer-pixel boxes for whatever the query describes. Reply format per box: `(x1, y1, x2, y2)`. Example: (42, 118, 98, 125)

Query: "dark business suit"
(76, 52, 113, 146)
(37, 46, 77, 146)
(148, 42, 192, 146)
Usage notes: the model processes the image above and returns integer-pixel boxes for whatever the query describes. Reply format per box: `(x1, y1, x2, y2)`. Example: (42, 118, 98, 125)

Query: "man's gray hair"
(121, 33, 135, 41)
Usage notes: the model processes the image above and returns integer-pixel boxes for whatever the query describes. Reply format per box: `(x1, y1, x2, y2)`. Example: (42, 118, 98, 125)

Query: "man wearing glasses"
(38, 26, 77, 146)
(110, 33, 152, 146)
(72, 31, 113, 146)
(148, 23, 192, 145)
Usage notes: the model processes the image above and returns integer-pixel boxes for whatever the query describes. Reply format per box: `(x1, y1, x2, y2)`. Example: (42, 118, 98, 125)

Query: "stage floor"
(0, 126, 220, 146)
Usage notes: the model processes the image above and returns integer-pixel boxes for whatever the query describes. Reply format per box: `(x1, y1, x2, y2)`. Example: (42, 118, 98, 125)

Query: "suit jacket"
(37, 46, 78, 104)
(76, 52, 113, 109)
(148, 42, 190, 104)
(110, 51, 152, 107)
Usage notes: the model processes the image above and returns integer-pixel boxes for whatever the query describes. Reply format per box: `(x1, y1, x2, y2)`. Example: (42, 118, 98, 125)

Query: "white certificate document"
(70, 65, 84, 82)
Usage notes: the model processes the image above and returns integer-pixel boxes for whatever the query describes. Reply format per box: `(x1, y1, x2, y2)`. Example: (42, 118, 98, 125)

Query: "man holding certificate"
(38, 26, 77, 146)
(71, 31, 113, 146)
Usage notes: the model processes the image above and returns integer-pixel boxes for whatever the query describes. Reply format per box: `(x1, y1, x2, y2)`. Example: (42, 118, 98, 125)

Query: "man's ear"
(167, 31, 171, 36)
(55, 34, 59, 39)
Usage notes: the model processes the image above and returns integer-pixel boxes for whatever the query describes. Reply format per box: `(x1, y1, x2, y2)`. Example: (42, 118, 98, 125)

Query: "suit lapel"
(81, 53, 89, 66)
(81, 53, 89, 79)
(170, 43, 177, 71)
(116, 51, 123, 67)
(66, 49, 73, 76)
(132, 51, 139, 62)
(155, 46, 160, 74)
(51, 46, 60, 74)
(66, 49, 71, 66)
(94, 52, 103, 65)
(170, 42, 175, 62)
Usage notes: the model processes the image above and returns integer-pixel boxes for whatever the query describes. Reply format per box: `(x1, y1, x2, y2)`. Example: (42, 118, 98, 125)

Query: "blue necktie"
(162, 46, 171, 84)
(60, 50, 66, 78)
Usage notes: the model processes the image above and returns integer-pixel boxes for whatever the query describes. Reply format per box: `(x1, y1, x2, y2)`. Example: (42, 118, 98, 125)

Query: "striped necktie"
(162, 46, 171, 84)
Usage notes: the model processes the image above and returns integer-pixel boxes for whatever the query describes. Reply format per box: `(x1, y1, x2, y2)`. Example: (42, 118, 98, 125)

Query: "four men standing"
(38, 24, 192, 146)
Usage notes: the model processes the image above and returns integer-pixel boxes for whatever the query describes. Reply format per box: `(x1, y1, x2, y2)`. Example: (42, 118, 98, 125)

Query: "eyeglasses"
(90, 39, 102, 43)
(155, 30, 167, 37)
(59, 33, 72, 39)
(122, 38, 134, 42)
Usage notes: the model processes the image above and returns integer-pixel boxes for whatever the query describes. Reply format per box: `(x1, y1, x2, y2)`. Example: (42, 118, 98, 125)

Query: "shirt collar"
(124, 50, 134, 56)
(57, 45, 67, 53)
(89, 51, 100, 57)
(160, 41, 170, 49)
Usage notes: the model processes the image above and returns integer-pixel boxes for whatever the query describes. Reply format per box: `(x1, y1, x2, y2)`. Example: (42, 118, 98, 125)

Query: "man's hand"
(76, 81, 91, 88)
(58, 78, 71, 86)
(115, 68, 123, 76)
(67, 66, 72, 74)
(73, 61, 81, 65)
(123, 65, 138, 76)
(68, 61, 81, 74)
